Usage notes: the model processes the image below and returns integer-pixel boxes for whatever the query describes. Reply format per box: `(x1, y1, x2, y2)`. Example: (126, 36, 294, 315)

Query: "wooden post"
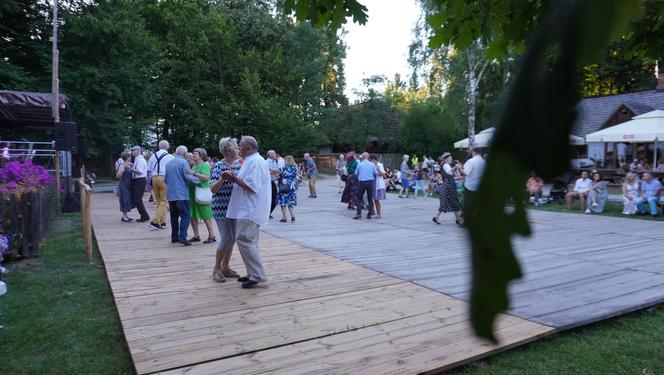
(79, 177, 93, 263)
(54, 151, 61, 211)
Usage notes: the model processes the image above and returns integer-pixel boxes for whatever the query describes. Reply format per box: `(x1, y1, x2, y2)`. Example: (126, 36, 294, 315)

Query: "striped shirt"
(210, 159, 241, 219)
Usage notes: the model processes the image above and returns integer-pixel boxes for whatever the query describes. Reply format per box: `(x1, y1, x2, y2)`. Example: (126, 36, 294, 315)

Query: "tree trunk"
(467, 58, 478, 151)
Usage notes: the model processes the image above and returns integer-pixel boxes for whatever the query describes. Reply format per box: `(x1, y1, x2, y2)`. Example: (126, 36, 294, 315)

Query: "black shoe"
(160, 223, 167, 229)
(188, 236, 201, 242)
(291, 217, 296, 222)
(237, 276, 250, 282)
(269, 215, 274, 219)
(148, 222, 161, 230)
(242, 280, 259, 289)
(179, 240, 192, 246)
(171, 239, 179, 243)
(366, 215, 372, 219)
(137, 217, 150, 223)
(203, 237, 216, 244)
(121, 218, 132, 223)
(353, 215, 362, 220)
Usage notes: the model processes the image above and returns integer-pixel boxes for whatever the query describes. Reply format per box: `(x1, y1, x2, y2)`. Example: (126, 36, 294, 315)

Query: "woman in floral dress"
(341, 151, 359, 210)
(277, 155, 299, 222)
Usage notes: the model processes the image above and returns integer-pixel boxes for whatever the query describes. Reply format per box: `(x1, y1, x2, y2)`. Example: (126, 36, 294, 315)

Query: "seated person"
(635, 172, 662, 217)
(656, 160, 664, 172)
(565, 170, 592, 211)
(586, 171, 608, 214)
(527, 175, 544, 204)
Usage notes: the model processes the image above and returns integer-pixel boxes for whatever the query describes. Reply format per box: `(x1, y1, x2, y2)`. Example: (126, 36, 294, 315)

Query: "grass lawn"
(453, 306, 664, 374)
(530, 199, 663, 221)
(0, 213, 134, 375)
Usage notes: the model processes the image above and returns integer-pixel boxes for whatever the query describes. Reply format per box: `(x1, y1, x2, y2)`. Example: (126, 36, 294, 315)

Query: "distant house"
(572, 74, 664, 165)
(318, 100, 400, 154)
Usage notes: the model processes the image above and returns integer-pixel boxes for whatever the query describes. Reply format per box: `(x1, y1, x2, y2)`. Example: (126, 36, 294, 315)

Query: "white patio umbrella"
(453, 127, 587, 148)
(585, 109, 664, 165)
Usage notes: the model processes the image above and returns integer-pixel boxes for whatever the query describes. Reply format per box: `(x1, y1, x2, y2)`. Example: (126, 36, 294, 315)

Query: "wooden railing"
(0, 188, 56, 258)
(79, 171, 93, 263)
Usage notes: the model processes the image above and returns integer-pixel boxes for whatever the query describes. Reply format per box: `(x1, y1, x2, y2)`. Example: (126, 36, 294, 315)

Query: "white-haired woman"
(622, 172, 639, 215)
(336, 154, 346, 193)
(188, 148, 216, 243)
(209, 138, 241, 282)
(278, 155, 298, 222)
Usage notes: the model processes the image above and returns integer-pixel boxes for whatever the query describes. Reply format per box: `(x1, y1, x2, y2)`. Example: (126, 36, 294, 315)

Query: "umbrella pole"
(655, 139, 658, 167)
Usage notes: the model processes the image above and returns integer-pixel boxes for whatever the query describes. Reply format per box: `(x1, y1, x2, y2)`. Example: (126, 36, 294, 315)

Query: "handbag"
(278, 179, 290, 194)
(341, 174, 347, 182)
(195, 186, 213, 205)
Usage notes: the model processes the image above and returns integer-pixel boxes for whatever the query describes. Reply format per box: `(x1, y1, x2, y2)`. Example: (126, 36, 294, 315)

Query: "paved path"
(262, 177, 664, 329)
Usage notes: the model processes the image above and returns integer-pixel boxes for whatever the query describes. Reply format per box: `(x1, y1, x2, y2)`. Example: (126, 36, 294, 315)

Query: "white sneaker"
(585, 209, 591, 214)
(592, 202, 598, 207)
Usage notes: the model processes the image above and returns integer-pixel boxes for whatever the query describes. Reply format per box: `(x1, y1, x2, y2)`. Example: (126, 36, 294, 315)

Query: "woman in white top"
(370, 155, 386, 218)
(622, 172, 640, 215)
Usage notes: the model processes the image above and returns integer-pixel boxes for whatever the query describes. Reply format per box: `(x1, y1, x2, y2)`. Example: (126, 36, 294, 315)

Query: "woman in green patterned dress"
(188, 148, 216, 243)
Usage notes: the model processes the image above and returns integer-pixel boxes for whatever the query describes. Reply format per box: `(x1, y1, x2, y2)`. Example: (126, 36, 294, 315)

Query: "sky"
(342, 0, 421, 103)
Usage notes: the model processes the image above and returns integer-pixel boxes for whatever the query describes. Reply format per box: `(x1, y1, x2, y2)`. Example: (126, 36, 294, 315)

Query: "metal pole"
(51, 0, 59, 122)
(655, 139, 659, 167)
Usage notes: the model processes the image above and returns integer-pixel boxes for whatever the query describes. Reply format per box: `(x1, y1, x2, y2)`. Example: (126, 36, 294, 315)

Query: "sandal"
(280, 219, 287, 223)
(188, 236, 201, 242)
(432, 217, 441, 225)
(222, 268, 240, 278)
(121, 218, 131, 223)
(203, 237, 216, 244)
(291, 217, 296, 222)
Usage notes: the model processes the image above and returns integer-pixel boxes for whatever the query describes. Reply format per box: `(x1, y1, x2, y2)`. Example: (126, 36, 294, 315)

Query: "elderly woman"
(432, 152, 463, 226)
(622, 172, 639, 215)
(187, 148, 216, 243)
(209, 138, 241, 282)
(336, 154, 346, 194)
(278, 155, 298, 222)
(115, 151, 134, 222)
(341, 151, 359, 210)
(586, 171, 609, 214)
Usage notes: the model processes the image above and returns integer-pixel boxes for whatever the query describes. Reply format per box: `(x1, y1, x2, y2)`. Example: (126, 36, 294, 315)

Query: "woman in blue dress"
(278, 155, 298, 222)
(115, 152, 133, 222)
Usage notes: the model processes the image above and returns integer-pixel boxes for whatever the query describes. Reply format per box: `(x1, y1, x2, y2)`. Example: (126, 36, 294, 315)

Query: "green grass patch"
(530, 200, 663, 221)
(0, 214, 134, 375)
(452, 306, 664, 374)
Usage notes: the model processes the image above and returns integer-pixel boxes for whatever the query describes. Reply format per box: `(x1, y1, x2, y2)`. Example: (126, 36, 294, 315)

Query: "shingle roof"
(573, 90, 664, 136)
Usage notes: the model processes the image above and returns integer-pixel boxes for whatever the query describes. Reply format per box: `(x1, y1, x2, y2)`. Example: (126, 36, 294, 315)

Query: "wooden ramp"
(92, 193, 552, 374)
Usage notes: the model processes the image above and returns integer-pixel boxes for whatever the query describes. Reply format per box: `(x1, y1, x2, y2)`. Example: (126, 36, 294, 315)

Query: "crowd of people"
(335, 149, 486, 225)
(115, 136, 296, 288)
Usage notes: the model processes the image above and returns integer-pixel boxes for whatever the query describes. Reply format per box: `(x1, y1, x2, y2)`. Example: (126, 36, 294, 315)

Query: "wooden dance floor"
(92, 176, 664, 374)
(92, 193, 552, 374)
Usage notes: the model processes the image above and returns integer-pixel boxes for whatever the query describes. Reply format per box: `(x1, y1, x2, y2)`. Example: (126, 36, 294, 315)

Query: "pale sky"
(342, 0, 421, 103)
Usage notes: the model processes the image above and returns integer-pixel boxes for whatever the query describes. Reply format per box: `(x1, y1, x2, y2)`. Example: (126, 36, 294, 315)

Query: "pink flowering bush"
(0, 160, 55, 193)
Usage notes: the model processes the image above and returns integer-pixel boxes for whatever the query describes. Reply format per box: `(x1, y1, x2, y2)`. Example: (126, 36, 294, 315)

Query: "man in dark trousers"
(130, 145, 150, 222)
(354, 152, 376, 220)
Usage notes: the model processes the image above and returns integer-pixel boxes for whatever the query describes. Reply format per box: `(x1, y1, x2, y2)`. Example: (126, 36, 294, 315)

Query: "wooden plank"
(91, 192, 553, 375)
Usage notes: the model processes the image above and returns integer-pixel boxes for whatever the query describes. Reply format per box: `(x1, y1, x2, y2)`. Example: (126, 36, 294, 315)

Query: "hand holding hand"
(221, 170, 234, 181)
(185, 169, 195, 175)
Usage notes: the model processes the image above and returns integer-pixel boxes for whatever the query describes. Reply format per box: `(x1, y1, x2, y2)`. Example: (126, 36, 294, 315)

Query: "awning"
(454, 127, 587, 148)
(585, 110, 664, 143)
(0, 90, 71, 128)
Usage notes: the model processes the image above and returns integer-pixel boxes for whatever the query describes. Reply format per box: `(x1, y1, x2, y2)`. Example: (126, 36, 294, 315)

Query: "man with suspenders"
(148, 140, 175, 229)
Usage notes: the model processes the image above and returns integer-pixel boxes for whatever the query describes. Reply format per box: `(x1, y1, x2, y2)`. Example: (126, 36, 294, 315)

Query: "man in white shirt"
(462, 148, 486, 210)
(565, 170, 592, 211)
(223, 136, 270, 289)
(130, 145, 150, 222)
(148, 140, 174, 229)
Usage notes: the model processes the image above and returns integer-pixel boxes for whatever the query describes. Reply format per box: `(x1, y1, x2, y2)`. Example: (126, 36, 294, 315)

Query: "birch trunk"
(467, 60, 478, 150)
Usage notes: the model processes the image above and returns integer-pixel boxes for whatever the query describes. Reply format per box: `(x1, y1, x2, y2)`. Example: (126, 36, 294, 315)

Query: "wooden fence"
(313, 153, 402, 173)
(79, 176, 93, 263)
(1, 188, 56, 258)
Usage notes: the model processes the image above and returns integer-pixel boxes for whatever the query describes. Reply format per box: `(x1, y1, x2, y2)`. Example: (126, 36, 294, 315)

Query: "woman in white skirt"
(622, 172, 639, 215)
(370, 154, 386, 218)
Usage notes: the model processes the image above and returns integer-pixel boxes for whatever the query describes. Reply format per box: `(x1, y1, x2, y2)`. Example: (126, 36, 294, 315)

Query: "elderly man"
(354, 151, 376, 220)
(148, 140, 174, 229)
(636, 172, 662, 217)
(165, 146, 200, 246)
(130, 145, 150, 222)
(398, 154, 412, 198)
(266, 149, 280, 219)
(463, 148, 486, 210)
(223, 136, 270, 288)
(303, 153, 318, 198)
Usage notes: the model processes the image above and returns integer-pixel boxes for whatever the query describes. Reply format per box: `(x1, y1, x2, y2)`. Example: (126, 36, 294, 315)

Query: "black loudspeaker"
(54, 122, 77, 152)
(76, 136, 88, 157)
